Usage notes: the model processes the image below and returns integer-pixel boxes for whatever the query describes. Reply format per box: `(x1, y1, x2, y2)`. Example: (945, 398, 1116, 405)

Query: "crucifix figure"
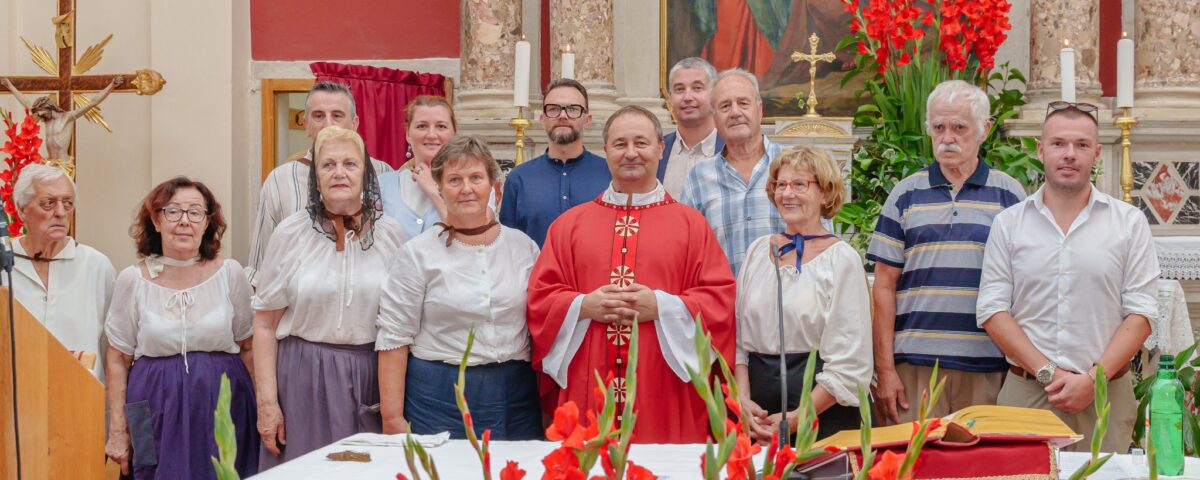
(0, 0, 164, 178)
(789, 33, 836, 118)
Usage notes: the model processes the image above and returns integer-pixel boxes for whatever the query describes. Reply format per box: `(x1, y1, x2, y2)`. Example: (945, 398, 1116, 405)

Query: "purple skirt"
(257, 337, 381, 471)
(124, 351, 258, 480)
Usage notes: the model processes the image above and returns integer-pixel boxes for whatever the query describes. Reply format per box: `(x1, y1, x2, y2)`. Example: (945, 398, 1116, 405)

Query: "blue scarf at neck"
(777, 232, 836, 271)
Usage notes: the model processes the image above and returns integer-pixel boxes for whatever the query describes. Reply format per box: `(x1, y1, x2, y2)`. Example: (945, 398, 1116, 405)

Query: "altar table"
(251, 433, 1200, 479)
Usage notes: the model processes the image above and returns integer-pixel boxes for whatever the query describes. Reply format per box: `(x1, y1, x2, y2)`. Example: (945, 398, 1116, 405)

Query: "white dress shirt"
(735, 236, 872, 407)
(663, 129, 719, 198)
(541, 182, 706, 387)
(977, 185, 1159, 374)
(12, 237, 115, 379)
(376, 225, 538, 365)
(253, 211, 407, 345)
(247, 153, 393, 286)
(106, 260, 252, 371)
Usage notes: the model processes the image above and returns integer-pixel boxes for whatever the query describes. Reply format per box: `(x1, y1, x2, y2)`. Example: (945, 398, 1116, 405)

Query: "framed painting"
(660, 0, 866, 121)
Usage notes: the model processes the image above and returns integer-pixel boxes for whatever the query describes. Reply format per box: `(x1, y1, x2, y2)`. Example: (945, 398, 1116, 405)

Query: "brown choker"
(434, 220, 498, 247)
(325, 206, 364, 252)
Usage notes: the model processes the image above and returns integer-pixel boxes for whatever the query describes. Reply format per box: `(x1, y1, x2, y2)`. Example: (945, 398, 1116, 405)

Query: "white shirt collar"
(675, 128, 719, 157)
(602, 181, 668, 206)
(1028, 183, 1109, 214)
(13, 236, 77, 260)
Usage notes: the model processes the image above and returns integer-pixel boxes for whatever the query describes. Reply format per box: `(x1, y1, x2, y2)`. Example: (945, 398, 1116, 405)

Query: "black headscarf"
(306, 142, 383, 251)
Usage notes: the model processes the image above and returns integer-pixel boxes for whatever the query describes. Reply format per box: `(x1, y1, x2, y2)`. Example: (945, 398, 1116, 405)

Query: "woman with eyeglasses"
(733, 146, 872, 444)
(253, 126, 407, 469)
(104, 177, 259, 478)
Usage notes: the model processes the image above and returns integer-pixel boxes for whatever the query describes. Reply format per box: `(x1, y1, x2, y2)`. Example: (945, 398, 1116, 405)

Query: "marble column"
(1025, 0, 1101, 107)
(1134, 0, 1200, 109)
(549, 0, 620, 118)
(456, 0, 524, 118)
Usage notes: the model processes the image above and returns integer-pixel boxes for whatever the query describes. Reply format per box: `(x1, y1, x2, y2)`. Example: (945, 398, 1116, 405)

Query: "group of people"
(6, 56, 1156, 479)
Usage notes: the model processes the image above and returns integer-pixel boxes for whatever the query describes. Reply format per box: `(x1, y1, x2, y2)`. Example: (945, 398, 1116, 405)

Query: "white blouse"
(105, 259, 253, 370)
(735, 236, 873, 407)
(12, 238, 115, 379)
(376, 225, 538, 365)
(253, 211, 407, 345)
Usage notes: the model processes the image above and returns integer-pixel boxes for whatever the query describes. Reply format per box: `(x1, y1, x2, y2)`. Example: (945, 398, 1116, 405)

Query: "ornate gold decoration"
(21, 37, 59, 76)
(53, 11, 75, 49)
(509, 106, 532, 165)
(609, 265, 635, 287)
(73, 93, 112, 132)
(612, 377, 627, 403)
(73, 34, 113, 75)
(131, 69, 167, 96)
(790, 33, 837, 118)
(776, 119, 852, 138)
(43, 157, 76, 179)
(607, 324, 632, 346)
(1115, 106, 1138, 203)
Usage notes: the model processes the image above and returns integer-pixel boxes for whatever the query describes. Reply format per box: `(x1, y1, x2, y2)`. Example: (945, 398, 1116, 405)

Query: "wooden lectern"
(0, 289, 105, 478)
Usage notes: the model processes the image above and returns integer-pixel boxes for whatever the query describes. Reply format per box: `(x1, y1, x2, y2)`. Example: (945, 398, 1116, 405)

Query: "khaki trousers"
(997, 371, 1136, 453)
(893, 363, 1004, 424)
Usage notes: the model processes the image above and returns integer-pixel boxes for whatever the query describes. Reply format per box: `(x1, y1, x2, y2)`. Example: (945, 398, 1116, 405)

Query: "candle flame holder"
(509, 106, 532, 165)
(1114, 106, 1138, 203)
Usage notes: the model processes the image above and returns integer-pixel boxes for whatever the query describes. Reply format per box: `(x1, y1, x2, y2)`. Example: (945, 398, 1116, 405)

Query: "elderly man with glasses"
(499, 78, 611, 247)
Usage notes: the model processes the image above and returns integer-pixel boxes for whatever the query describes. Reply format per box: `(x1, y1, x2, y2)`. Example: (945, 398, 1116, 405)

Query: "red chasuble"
(527, 194, 736, 443)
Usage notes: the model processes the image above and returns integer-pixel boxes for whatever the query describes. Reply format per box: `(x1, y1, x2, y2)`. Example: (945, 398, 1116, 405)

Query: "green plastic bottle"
(1151, 354, 1185, 476)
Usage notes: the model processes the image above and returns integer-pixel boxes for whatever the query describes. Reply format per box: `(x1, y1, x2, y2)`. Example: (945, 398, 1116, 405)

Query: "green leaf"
(211, 374, 240, 480)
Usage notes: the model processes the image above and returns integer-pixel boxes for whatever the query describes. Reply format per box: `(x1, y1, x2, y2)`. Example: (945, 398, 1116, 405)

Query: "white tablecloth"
(250, 434, 1200, 479)
(1156, 237, 1200, 281)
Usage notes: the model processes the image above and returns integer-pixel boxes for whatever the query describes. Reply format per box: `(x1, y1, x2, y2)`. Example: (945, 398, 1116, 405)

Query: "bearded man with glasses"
(499, 78, 611, 247)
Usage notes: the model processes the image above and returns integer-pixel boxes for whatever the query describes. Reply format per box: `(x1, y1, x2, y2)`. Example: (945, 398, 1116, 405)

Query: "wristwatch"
(1036, 361, 1058, 385)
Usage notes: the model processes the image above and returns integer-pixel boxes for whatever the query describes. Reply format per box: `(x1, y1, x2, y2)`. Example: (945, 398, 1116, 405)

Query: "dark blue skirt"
(124, 351, 258, 480)
(404, 356, 542, 440)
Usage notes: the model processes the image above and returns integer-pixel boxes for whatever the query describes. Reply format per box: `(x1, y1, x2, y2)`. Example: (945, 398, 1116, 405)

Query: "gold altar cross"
(1, 0, 164, 159)
(790, 33, 836, 118)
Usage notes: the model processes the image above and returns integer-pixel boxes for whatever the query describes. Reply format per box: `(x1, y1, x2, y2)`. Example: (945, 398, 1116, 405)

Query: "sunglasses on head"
(1046, 100, 1099, 119)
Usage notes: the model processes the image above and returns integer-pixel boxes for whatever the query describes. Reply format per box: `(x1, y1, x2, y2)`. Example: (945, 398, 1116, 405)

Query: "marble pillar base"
(580, 84, 621, 118)
(1021, 87, 1105, 120)
(456, 89, 529, 121)
(1132, 87, 1200, 111)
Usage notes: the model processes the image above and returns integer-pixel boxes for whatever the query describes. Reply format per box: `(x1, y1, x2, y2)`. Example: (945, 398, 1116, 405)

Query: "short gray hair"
(925, 80, 990, 138)
(306, 81, 358, 118)
(668, 57, 717, 88)
(14, 163, 74, 209)
(712, 68, 761, 106)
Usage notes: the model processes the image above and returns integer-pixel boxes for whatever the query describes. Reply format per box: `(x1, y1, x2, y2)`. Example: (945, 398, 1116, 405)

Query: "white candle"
(513, 38, 531, 107)
(1117, 32, 1135, 109)
(1060, 39, 1076, 103)
(561, 44, 575, 80)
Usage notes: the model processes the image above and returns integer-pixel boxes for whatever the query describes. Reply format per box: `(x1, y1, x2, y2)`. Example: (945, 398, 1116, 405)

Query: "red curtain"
(310, 62, 446, 169)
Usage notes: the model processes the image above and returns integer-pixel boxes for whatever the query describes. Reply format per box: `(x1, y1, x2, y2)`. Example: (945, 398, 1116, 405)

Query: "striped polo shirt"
(867, 160, 1026, 372)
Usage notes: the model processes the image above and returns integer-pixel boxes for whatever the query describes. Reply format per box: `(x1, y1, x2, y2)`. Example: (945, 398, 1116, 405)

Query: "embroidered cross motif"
(609, 265, 635, 287)
(612, 377, 628, 404)
(607, 323, 632, 346)
(614, 215, 639, 237)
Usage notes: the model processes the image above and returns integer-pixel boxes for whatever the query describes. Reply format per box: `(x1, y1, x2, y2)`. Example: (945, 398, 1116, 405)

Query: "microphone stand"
(0, 221, 20, 479)
(771, 244, 789, 449)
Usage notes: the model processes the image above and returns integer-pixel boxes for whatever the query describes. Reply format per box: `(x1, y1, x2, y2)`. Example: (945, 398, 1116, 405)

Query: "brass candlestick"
(509, 106, 532, 165)
(1114, 106, 1138, 203)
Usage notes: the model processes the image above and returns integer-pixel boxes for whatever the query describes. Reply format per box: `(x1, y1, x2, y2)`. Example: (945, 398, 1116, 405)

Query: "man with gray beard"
(500, 79, 611, 246)
(867, 80, 1027, 425)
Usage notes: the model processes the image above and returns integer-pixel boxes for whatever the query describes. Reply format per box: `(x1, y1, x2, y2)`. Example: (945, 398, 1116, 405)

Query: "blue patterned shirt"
(680, 136, 784, 275)
(866, 160, 1026, 372)
(500, 149, 611, 247)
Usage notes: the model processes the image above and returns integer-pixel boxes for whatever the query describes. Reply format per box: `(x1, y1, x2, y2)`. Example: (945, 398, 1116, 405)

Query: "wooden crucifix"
(789, 33, 836, 118)
(0, 0, 165, 178)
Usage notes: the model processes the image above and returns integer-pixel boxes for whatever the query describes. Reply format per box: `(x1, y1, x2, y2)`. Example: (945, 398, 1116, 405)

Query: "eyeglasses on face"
(159, 206, 209, 223)
(769, 179, 818, 194)
(543, 103, 587, 119)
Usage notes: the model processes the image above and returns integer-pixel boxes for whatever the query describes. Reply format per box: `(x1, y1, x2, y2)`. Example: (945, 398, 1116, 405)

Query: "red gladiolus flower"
(868, 451, 907, 480)
(396, 474, 409, 480)
(725, 431, 762, 480)
(824, 445, 841, 453)
(626, 461, 656, 480)
(500, 460, 526, 480)
(542, 446, 586, 480)
(773, 443, 797, 470)
(922, 11, 934, 26)
(546, 401, 587, 449)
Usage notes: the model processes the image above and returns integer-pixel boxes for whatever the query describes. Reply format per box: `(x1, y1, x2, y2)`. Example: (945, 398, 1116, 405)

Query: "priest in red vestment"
(527, 105, 736, 444)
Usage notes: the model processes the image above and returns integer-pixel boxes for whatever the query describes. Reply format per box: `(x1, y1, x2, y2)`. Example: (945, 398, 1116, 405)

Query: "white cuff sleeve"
(542, 294, 591, 388)
(654, 290, 711, 382)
